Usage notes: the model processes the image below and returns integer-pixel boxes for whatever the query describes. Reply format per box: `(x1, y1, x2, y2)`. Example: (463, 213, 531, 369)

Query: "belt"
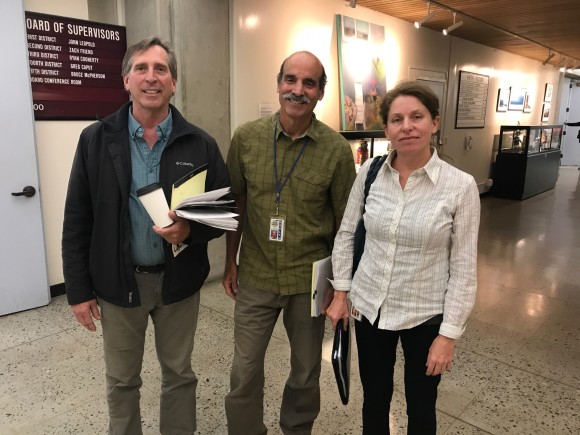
(134, 264, 165, 274)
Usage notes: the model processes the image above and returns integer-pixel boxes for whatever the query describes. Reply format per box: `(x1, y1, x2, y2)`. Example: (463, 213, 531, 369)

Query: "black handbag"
(352, 155, 387, 274)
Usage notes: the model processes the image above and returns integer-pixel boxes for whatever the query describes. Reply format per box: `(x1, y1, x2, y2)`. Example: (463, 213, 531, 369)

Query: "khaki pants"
(99, 272, 200, 435)
(225, 283, 325, 435)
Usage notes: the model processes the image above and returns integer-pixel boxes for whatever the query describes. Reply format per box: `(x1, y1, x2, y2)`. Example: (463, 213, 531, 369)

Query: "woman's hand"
(426, 335, 456, 376)
(323, 290, 350, 330)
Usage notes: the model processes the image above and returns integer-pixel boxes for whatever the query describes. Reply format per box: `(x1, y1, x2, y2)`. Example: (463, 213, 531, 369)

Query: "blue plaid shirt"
(128, 107, 173, 265)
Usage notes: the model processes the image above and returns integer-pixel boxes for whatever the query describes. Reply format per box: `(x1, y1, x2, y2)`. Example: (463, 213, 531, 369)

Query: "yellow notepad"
(170, 165, 207, 210)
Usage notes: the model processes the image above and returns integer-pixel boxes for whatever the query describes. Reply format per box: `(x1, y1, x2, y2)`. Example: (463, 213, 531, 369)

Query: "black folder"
(331, 318, 351, 405)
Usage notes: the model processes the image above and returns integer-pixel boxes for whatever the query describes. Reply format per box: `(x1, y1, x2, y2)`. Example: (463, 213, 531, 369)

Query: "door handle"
(11, 186, 36, 198)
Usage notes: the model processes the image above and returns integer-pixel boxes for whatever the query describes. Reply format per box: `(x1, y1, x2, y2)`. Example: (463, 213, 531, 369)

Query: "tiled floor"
(2, 167, 580, 434)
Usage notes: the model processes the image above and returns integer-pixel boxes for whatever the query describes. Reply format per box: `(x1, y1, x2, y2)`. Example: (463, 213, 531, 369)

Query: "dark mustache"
(282, 92, 310, 104)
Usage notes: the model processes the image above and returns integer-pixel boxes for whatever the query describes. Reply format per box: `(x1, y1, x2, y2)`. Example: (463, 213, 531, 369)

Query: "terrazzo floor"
(1, 167, 579, 434)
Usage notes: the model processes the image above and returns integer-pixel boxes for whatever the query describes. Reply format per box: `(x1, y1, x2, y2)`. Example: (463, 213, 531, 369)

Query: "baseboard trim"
(50, 283, 66, 298)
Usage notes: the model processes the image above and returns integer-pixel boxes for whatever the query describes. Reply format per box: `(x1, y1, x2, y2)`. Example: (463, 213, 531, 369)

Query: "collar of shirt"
(275, 112, 321, 143)
(128, 107, 173, 144)
(386, 146, 442, 185)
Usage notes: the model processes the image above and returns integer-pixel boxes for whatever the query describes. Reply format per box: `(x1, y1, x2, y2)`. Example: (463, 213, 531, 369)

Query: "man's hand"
(323, 289, 349, 330)
(222, 261, 239, 300)
(71, 299, 101, 331)
(426, 335, 456, 376)
(153, 211, 190, 245)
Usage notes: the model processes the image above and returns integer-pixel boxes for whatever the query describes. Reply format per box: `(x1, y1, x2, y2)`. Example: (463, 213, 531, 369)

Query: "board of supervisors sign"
(25, 11, 128, 120)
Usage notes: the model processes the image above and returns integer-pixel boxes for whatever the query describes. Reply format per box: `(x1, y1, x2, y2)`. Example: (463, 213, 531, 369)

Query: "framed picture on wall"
(496, 88, 509, 112)
(523, 92, 532, 113)
(336, 15, 387, 131)
(544, 83, 553, 102)
(508, 87, 526, 111)
(541, 103, 551, 122)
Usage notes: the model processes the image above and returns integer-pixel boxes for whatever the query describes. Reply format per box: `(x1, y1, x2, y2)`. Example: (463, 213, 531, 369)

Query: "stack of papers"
(170, 164, 238, 231)
(174, 187, 238, 231)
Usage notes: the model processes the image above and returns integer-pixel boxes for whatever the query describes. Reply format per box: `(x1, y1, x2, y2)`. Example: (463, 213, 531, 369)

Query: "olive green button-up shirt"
(227, 113, 356, 295)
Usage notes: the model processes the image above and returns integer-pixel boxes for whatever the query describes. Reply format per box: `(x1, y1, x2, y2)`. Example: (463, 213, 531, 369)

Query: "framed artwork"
(336, 15, 387, 131)
(508, 87, 526, 111)
(496, 88, 509, 112)
(544, 83, 553, 102)
(541, 103, 551, 122)
(523, 92, 532, 113)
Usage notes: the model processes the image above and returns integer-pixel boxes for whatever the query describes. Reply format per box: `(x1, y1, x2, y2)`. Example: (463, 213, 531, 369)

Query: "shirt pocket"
(291, 167, 331, 206)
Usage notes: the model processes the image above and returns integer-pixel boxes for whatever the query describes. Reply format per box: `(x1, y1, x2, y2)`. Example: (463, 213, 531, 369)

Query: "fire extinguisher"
(356, 140, 368, 170)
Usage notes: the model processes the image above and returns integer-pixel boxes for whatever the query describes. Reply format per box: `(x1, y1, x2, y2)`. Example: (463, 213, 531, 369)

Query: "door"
(561, 81, 580, 166)
(0, 0, 50, 315)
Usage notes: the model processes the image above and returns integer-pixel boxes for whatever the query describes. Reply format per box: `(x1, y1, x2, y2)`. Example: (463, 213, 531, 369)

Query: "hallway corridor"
(1, 168, 579, 434)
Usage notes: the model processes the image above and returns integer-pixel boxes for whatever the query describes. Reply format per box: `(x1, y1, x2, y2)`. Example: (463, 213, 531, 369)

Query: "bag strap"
(363, 155, 387, 205)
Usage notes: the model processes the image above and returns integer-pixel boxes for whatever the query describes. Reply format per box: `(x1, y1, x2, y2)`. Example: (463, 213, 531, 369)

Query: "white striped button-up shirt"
(331, 149, 480, 339)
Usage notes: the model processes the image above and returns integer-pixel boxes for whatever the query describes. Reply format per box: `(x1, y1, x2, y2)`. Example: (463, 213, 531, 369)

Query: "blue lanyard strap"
(273, 117, 309, 213)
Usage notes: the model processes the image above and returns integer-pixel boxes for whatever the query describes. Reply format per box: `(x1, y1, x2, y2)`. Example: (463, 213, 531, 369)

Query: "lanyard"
(273, 116, 309, 214)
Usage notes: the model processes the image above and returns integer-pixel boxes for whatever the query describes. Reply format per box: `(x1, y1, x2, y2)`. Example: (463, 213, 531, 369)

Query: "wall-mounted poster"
(455, 70, 489, 128)
(336, 15, 387, 131)
(541, 103, 551, 122)
(544, 83, 553, 102)
(523, 92, 532, 113)
(508, 87, 526, 111)
(496, 88, 509, 112)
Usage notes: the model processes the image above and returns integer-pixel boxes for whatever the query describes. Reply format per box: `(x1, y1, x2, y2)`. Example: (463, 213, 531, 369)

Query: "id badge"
(269, 214, 285, 242)
(350, 305, 362, 321)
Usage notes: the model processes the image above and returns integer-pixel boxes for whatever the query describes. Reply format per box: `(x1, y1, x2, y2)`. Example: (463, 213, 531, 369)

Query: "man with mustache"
(62, 37, 229, 434)
(223, 51, 356, 434)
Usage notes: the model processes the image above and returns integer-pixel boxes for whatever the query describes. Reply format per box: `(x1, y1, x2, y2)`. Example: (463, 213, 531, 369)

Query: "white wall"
(231, 0, 562, 192)
(25, 0, 92, 286)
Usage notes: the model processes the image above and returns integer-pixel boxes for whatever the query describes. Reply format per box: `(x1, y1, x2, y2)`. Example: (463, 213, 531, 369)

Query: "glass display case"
(493, 125, 562, 200)
(498, 125, 562, 154)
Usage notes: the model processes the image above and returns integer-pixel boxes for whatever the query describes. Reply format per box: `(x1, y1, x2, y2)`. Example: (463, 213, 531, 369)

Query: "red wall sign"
(25, 12, 128, 120)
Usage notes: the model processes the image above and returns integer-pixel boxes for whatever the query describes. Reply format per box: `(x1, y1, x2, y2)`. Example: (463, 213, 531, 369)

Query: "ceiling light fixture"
(442, 12, 463, 35)
(542, 50, 555, 66)
(347, 0, 357, 8)
(414, 2, 437, 29)
(560, 57, 569, 72)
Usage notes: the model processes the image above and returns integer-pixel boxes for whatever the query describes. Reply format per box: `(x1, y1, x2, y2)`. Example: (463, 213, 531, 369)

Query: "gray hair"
(121, 37, 177, 79)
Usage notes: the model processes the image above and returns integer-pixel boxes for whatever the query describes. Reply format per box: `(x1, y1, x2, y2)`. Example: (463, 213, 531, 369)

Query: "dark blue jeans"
(355, 315, 441, 434)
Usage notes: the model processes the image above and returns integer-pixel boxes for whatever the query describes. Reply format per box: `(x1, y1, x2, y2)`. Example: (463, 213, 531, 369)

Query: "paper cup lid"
(136, 182, 162, 197)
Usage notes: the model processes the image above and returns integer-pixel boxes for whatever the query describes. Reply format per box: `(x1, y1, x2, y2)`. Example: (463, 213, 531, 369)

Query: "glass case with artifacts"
(493, 124, 562, 200)
(498, 125, 563, 155)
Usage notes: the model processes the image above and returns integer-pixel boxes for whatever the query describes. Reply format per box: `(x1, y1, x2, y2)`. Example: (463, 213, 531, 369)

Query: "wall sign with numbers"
(455, 70, 489, 128)
(25, 11, 128, 120)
